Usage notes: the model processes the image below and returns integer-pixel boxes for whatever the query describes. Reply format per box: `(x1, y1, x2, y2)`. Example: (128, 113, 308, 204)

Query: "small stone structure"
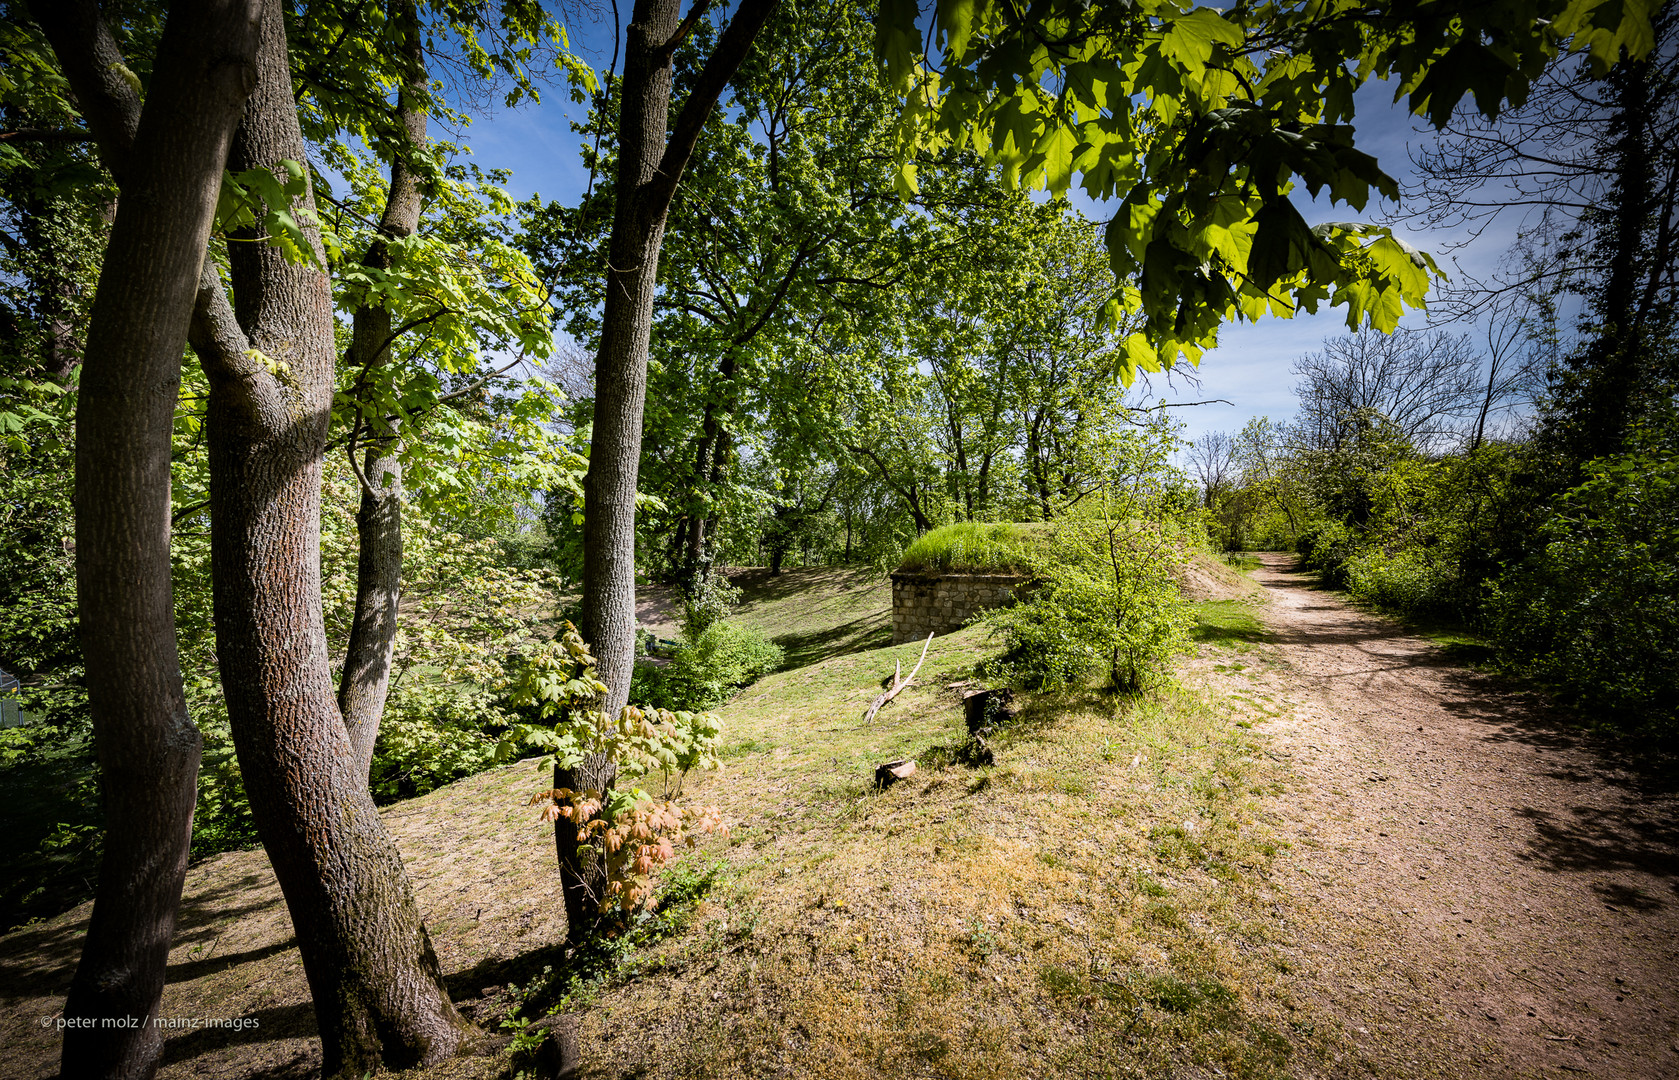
(889, 571, 1031, 644)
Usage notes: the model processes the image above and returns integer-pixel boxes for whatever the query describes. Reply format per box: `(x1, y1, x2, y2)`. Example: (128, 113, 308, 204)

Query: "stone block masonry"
(890, 571, 1031, 645)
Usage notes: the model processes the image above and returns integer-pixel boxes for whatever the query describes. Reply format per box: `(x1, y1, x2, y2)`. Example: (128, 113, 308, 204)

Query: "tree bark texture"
(581, 0, 684, 714)
(567, 0, 684, 939)
(338, 0, 428, 780)
(35, 2, 263, 1077)
(571, 0, 778, 941)
(190, 9, 474, 1076)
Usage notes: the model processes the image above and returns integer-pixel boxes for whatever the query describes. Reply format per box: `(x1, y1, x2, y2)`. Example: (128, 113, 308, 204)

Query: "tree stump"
(964, 688, 1015, 736)
(875, 759, 917, 789)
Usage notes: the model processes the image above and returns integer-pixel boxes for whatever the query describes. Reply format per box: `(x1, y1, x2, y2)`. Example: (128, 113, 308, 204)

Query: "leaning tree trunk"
(572, 0, 779, 942)
(191, 9, 474, 1076)
(41, 3, 262, 1077)
(338, 0, 428, 781)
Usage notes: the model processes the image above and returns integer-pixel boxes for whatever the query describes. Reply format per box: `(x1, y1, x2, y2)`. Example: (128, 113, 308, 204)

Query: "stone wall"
(890, 571, 1031, 644)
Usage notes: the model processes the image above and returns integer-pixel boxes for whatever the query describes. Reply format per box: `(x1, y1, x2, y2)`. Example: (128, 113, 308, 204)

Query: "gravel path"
(1238, 553, 1679, 1078)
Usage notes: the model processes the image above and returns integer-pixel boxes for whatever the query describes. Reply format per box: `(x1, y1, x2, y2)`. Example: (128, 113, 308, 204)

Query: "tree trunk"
(845, 440, 935, 533)
(682, 353, 740, 588)
(194, 9, 474, 1075)
(338, 0, 428, 780)
(570, 0, 687, 936)
(696, 424, 735, 581)
(42, 4, 262, 1077)
(1574, 48, 1653, 464)
(570, 0, 778, 941)
(582, 0, 684, 715)
(682, 416, 714, 589)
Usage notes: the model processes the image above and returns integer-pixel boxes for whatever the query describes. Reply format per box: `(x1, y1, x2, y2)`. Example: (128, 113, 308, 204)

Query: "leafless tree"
(1393, 13, 1678, 461)
(1292, 329, 1483, 451)
(1394, 22, 1678, 323)
(1185, 429, 1238, 506)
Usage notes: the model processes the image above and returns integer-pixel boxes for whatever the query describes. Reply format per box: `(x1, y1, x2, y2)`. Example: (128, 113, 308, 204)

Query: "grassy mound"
(896, 522, 1045, 574)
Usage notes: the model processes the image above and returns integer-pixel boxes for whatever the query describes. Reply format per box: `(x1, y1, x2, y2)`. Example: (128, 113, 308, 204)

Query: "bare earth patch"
(0, 764, 568, 1080)
(1211, 553, 1679, 1078)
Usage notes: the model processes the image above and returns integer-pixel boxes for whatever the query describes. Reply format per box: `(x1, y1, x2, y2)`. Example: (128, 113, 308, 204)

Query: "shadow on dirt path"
(1226, 553, 1679, 1078)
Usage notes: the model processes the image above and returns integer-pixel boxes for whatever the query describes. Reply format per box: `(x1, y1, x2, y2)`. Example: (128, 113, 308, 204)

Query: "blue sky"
(448, 11, 1532, 450)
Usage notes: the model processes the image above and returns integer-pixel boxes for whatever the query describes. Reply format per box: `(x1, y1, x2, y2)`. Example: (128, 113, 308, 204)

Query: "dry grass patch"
(493, 625, 1332, 1080)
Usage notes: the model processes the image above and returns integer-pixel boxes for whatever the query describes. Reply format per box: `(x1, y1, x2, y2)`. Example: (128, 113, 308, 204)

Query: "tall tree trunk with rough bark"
(45, 3, 476, 1073)
(189, 9, 475, 1076)
(570, 0, 778, 942)
(338, 0, 428, 781)
(32, 2, 263, 1077)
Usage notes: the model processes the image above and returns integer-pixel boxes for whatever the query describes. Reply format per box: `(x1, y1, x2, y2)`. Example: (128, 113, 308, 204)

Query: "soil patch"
(1207, 553, 1679, 1078)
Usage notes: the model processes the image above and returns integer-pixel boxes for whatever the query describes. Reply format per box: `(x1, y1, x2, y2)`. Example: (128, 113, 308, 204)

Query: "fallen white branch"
(864, 632, 933, 723)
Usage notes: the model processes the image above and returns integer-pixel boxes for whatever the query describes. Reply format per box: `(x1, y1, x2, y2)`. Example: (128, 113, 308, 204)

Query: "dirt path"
(1234, 553, 1679, 1078)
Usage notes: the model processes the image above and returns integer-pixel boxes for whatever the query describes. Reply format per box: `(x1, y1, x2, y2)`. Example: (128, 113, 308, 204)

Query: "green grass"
(553, 621, 1324, 1080)
(1222, 552, 1264, 572)
(1415, 623, 1497, 666)
(1189, 600, 1271, 647)
(727, 565, 894, 669)
(896, 521, 1046, 574)
(0, 562, 1343, 1080)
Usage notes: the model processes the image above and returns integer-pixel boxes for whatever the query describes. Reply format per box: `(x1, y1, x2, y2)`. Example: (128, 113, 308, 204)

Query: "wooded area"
(0, 0, 1671, 1077)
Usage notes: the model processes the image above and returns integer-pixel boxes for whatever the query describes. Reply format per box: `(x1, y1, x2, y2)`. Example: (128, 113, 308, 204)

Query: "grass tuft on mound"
(896, 521, 1045, 574)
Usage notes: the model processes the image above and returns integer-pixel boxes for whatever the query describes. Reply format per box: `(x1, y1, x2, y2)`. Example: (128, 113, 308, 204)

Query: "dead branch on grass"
(864, 632, 933, 723)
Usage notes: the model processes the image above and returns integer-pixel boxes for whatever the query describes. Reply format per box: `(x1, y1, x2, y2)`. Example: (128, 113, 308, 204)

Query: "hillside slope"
(0, 565, 1319, 1080)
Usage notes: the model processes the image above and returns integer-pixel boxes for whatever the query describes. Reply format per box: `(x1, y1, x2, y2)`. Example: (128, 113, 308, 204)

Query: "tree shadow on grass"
(1189, 600, 1273, 647)
(444, 860, 729, 1031)
(1191, 623, 1271, 646)
(157, 1000, 317, 1069)
(774, 617, 892, 670)
(730, 564, 883, 606)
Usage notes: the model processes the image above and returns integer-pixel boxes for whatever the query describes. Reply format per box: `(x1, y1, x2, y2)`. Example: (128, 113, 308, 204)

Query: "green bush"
(1295, 518, 1354, 586)
(898, 521, 1038, 573)
(368, 684, 503, 803)
(631, 620, 783, 711)
(192, 712, 260, 857)
(1343, 546, 1456, 617)
(982, 517, 1191, 692)
(680, 572, 742, 639)
(187, 678, 509, 857)
(1485, 451, 1679, 737)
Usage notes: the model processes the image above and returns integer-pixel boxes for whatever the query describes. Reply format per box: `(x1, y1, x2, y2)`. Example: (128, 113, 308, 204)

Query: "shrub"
(192, 711, 260, 857)
(1295, 518, 1354, 586)
(1343, 546, 1456, 617)
(983, 515, 1191, 692)
(1485, 451, 1679, 737)
(368, 683, 503, 803)
(898, 521, 1038, 573)
(499, 624, 728, 917)
(680, 573, 742, 640)
(633, 620, 783, 711)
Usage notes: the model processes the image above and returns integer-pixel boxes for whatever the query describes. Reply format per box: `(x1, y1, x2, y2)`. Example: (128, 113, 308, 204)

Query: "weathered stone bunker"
(889, 571, 1031, 644)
